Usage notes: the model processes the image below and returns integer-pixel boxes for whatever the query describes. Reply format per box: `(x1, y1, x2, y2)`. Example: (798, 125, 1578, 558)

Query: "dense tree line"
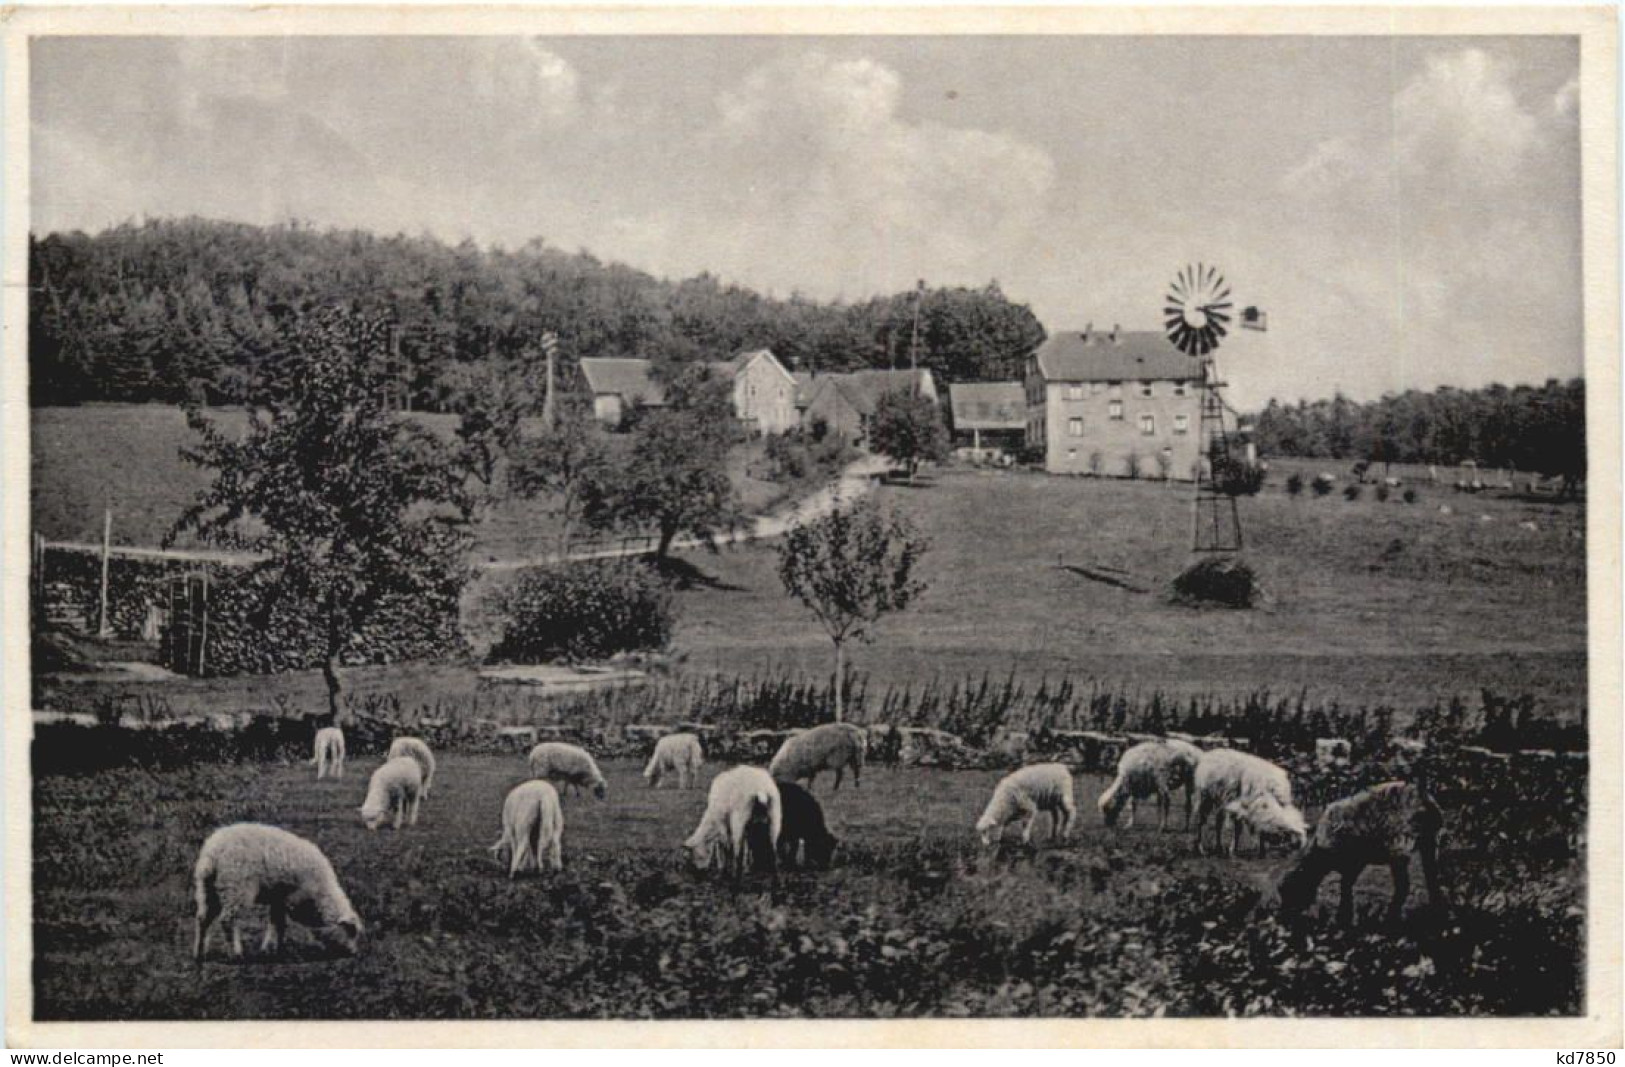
(29, 218, 1046, 407)
(1249, 380, 1586, 483)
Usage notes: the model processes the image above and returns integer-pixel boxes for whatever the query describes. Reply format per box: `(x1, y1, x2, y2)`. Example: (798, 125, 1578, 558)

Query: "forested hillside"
(1249, 381, 1585, 481)
(29, 218, 1045, 408)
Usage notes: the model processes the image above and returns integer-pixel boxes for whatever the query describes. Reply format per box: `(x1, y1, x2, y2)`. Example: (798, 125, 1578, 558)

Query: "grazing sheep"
(359, 756, 423, 831)
(644, 733, 704, 790)
(1278, 781, 1447, 926)
(754, 780, 838, 870)
(1098, 739, 1201, 832)
(976, 763, 1077, 847)
(768, 723, 866, 791)
(1192, 748, 1307, 856)
(526, 742, 609, 800)
(683, 766, 782, 882)
(1223, 792, 1311, 857)
(386, 736, 436, 798)
(488, 780, 565, 878)
(310, 726, 346, 780)
(192, 823, 362, 962)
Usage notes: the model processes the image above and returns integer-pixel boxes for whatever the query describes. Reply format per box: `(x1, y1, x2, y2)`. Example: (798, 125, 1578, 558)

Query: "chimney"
(1110, 324, 1120, 343)
(1083, 322, 1092, 342)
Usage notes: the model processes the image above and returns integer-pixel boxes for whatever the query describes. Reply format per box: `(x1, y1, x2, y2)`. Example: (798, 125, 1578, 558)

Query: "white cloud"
(660, 52, 1057, 295)
(1394, 48, 1538, 187)
(1553, 74, 1580, 118)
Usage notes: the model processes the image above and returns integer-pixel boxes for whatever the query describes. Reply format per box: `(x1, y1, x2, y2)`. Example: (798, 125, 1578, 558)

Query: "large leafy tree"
(169, 308, 474, 718)
(509, 403, 611, 557)
(777, 499, 929, 722)
(869, 388, 950, 482)
(585, 366, 743, 561)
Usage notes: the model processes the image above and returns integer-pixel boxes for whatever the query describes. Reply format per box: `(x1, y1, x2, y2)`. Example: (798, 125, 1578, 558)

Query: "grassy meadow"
(31, 754, 1582, 1019)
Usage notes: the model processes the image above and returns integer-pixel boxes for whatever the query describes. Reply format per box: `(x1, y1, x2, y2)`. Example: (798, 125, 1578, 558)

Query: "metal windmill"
(1162, 263, 1258, 553)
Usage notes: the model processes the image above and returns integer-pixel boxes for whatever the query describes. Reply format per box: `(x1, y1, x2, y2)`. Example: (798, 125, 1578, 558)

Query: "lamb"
(1192, 748, 1308, 856)
(386, 736, 437, 798)
(192, 823, 362, 962)
(1277, 780, 1448, 925)
(488, 780, 565, 878)
(768, 722, 866, 791)
(976, 763, 1077, 847)
(359, 756, 423, 831)
(644, 733, 704, 790)
(747, 779, 838, 870)
(683, 765, 782, 882)
(1098, 739, 1202, 832)
(526, 742, 609, 800)
(310, 726, 346, 780)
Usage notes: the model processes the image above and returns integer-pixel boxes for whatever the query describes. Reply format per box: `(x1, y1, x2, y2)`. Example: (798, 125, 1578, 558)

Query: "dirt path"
(45, 454, 893, 574)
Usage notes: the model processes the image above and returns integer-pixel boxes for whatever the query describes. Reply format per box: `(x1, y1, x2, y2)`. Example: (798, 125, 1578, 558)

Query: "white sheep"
(386, 736, 437, 798)
(526, 742, 609, 800)
(683, 765, 782, 881)
(976, 763, 1077, 847)
(1278, 780, 1448, 925)
(359, 756, 423, 831)
(488, 780, 565, 878)
(310, 726, 346, 780)
(1192, 748, 1307, 856)
(1098, 739, 1202, 831)
(644, 732, 704, 790)
(192, 823, 362, 962)
(768, 722, 866, 791)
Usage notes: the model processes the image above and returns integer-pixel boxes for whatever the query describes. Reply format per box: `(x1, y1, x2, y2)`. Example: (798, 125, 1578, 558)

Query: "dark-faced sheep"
(1277, 780, 1448, 926)
(747, 780, 838, 871)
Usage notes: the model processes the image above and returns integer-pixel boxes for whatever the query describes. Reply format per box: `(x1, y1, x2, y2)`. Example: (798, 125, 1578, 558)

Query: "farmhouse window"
(1068, 417, 1084, 437)
(1139, 414, 1156, 436)
(1140, 382, 1154, 397)
(1066, 384, 1085, 401)
(1107, 382, 1124, 398)
(1108, 400, 1123, 421)
(1174, 414, 1189, 435)
(1173, 382, 1188, 397)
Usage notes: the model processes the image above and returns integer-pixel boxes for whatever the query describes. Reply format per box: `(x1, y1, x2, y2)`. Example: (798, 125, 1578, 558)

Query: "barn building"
(707, 348, 799, 435)
(801, 368, 940, 450)
(578, 357, 667, 428)
(1025, 326, 1203, 479)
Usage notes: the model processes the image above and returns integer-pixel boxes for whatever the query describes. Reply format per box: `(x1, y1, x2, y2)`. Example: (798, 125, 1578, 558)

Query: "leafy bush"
(1171, 557, 1260, 609)
(1124, 452, 1143, 480)
(1403, 488, 1419, 504)
(488, 559, 675, 665)
(1311, 473, 1335, 497)
(1344, 484, 1363, 502)
(1375, 485, 1391, 502)
(1087, 451, 1104, 476)
(1285, 473, 1305, 497)
(1211, 454, 1266, 496)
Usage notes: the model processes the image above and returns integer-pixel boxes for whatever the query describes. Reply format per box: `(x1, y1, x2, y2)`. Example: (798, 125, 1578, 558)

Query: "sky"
(31, 35, 1584, 408)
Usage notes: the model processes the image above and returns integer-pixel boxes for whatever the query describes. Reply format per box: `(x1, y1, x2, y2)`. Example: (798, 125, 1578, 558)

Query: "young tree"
(169, 308, 473, 719)
(585, 366, 743, 560)
(777, 499, 930, 721)
(509, 404, 609, 557)
(869, 388, 950, 482)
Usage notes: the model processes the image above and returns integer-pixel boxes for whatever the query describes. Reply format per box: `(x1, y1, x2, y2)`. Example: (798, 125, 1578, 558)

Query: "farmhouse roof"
(706, 347, 795, 384)
(949, 382, 1027, 431)
(1033, 330, 1197, 382)
(578, 358, 666, 406)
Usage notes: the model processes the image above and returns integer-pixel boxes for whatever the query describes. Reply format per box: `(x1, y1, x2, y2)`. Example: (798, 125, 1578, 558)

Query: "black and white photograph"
(4, 5, 1619, 1047)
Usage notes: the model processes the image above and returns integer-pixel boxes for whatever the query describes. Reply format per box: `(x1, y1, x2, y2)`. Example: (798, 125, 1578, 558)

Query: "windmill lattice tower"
(1162, 263, 1246, 553)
